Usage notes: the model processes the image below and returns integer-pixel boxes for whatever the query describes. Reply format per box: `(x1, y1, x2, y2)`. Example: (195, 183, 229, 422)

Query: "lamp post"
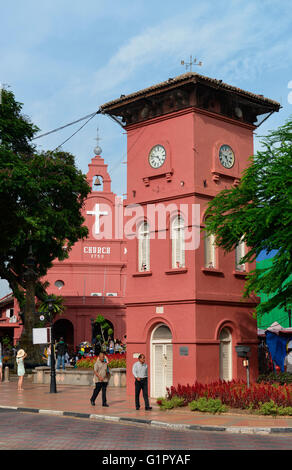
(235, 345, 251, 388)
(44, 297, 57, 393)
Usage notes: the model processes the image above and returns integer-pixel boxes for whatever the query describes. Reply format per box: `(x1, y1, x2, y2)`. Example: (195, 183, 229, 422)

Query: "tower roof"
(100, 72, 280, 127)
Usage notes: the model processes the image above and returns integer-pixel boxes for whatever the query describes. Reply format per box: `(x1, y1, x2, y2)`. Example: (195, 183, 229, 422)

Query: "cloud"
(90, 0, 292, 99)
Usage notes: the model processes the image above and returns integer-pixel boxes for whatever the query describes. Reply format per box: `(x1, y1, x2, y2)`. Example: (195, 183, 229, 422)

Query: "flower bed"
(160, 380, 292, 413)
(76, 353, 126, 370)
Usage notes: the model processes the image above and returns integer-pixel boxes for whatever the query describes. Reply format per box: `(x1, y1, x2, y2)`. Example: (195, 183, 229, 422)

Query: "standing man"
(132, 354, 152, 411)
(90, 352, 109, 407)
(56, 337, 67, 370)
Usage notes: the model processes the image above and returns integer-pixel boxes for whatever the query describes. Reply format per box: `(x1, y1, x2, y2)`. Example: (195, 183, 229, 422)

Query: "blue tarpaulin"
(265, 331, 292, 372)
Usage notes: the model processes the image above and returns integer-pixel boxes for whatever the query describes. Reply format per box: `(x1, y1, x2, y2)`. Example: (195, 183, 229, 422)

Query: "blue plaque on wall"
(180, 346, 189, 356)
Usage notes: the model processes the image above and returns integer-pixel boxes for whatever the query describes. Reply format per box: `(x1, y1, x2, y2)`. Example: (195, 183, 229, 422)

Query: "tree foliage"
(0, 88, 91, 307)
(204, 117, 292, 318)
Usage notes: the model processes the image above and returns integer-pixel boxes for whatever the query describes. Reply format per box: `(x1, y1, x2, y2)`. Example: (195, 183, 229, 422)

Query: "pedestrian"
(114, 340, 122, 353)
(132, 354, 152, 411)
(56, 337, 68, 370)
(47, 344, 51, 367)
(108, 337, 114, 354)
(284, 341, 292, 373)
(90, 352, 110, 407)
(16, 349, 27, 391)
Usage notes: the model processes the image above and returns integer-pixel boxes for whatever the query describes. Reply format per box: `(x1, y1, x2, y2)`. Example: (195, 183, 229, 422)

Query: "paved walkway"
(1, 379, 292, 435)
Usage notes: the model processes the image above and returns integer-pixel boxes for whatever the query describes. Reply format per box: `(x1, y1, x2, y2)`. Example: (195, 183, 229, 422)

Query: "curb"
(1, 405, 292, 435)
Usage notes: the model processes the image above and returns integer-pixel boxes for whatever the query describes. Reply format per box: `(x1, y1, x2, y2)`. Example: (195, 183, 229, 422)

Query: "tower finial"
(94, 127, 102, 155)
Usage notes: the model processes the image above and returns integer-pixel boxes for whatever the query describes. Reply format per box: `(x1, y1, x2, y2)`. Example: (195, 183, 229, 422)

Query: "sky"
(0, 0, 291, 296)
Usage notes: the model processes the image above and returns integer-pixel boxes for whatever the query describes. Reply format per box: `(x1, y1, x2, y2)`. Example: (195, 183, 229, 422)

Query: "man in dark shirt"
(56, 337, 68, 370)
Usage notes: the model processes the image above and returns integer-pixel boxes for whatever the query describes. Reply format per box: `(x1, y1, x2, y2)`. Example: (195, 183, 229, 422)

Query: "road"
(0, 410, 292, 454)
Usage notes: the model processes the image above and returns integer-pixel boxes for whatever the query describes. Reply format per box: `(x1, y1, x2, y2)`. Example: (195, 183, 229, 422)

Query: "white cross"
(87, 204, 108, 235)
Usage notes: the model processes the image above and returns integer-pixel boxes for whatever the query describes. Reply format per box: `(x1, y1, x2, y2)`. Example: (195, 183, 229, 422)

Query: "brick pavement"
(1, 379, 292, 434)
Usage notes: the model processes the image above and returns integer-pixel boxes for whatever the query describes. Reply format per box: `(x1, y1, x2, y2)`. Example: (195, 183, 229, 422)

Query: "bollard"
(4, 366, 9, 382)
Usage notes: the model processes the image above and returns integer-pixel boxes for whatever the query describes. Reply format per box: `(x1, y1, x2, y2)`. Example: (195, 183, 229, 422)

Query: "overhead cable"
(32, 110, 101, 140)
(54, 112, 99, 151)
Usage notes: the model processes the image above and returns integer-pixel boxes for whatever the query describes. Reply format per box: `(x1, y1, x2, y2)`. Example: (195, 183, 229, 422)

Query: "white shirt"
(132, 361, 148, 379)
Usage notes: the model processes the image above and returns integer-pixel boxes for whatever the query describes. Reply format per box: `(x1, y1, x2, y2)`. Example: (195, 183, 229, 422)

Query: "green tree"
(36, 294, 65, 327)
(0, 88, 91, 361)
(204, 117, 292, 319)
(94, 315, 112, 349)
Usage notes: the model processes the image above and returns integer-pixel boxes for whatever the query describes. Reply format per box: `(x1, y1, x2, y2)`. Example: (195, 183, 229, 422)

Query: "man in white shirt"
(132, 354, 152, 411)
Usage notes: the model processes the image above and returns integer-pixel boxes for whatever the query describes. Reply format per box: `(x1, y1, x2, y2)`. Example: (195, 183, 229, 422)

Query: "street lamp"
(235, 345, 251, 387)
(44, 297, 57, 393)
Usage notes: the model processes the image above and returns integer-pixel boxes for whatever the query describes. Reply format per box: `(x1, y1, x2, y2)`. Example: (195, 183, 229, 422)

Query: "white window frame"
(219, 327, 232, 381)
(171, 215, 185, 269)
(138, 221, 150, 272)
(235, 237, 246, 272)
(204, 232, 216, 268)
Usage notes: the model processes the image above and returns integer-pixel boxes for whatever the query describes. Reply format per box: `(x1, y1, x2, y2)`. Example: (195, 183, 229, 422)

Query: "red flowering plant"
(165, 380, 292, 410)
(76, 353, 126, 369)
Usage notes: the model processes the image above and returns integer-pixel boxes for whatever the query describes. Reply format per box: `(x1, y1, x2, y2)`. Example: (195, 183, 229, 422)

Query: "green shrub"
(189, 397, 228, 414)
(157, 396, 185, 410)
(278, 406, 292, 416)
(258, 400, 292, 416)
(108, 359, 126, 369)
(258, 400, 279, 415)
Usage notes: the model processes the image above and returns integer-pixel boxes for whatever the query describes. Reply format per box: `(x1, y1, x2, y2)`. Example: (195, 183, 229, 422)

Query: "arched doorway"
(219, 327, 232, 381)
(53, 319, 74, 351)
(150, 324, 173, 398)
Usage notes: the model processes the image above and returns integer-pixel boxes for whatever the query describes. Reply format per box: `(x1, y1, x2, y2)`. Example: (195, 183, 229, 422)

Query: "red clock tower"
(101, 72, 280, 397)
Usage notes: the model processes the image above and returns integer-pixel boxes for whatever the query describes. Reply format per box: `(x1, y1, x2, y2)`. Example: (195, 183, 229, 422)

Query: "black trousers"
(135, 378, 150, 409)
(91, 382, 108, 405)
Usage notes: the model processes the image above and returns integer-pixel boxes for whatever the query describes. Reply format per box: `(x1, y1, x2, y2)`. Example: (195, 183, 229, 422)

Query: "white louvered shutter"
(165, 344, 173, 390)
(219, 329, 232, 381)
(172, 216, 185, 268)
(235, 238, 245, 271)
(204, 233, 216, 268)
(138, 222, 150, 271)
(154, 344, 164, 397)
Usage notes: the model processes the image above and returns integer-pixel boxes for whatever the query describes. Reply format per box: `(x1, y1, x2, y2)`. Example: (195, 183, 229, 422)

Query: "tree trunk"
(19, 279, 42, 365)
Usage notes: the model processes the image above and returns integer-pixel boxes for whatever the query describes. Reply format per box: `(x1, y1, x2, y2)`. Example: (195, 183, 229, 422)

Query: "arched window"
(235, 238, 246, 271)
(219, 327, 232, 381)
(138, 221, 150, 272)
(171, 215, 185, 268)
(204, 232, 216, 268)
(92, 175, 103, 191)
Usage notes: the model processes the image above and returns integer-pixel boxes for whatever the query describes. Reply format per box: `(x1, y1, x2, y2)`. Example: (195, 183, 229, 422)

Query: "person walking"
(132, 354, 152, 410)
(16, 349, 27, 391)
(90, 352, 110, 407)
(56, 337, 67, 370)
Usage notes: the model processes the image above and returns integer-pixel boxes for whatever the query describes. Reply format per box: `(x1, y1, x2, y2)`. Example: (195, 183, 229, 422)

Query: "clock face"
(148, 145, 166, 169)
(219, 145, 235, 169)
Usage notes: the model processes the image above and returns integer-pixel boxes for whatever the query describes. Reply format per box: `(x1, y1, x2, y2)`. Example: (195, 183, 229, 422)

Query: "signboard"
(83, 246, 111, 259)
(33, 328, 51, 345)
